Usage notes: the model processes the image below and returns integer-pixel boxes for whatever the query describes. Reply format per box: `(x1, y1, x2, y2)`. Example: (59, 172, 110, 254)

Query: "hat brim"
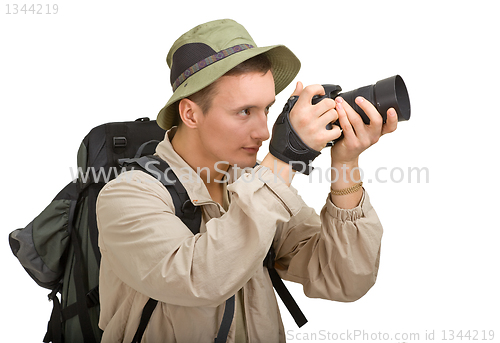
(157, 44, 301, 130)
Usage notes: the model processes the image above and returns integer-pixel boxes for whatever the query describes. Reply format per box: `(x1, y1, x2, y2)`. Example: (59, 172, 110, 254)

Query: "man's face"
(196, 70, 275, 169)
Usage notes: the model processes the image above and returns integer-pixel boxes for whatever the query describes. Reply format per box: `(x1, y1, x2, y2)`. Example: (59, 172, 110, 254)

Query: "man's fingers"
(335, 99, 356, 140)
(338, 97, 366, 135)
(382, 108, 398, 135)
(354, 96, 383, 128)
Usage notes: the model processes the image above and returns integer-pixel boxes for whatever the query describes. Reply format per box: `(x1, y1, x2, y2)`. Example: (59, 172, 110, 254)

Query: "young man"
(96, 19, 398, 342)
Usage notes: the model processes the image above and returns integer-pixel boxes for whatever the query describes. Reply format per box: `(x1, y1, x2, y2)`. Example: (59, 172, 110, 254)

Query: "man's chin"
(230, 156, 258, 169)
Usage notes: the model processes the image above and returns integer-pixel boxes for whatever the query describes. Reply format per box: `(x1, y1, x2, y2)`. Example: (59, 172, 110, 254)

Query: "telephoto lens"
(339, 75, 410, 124)
(314, 75, 411, 126)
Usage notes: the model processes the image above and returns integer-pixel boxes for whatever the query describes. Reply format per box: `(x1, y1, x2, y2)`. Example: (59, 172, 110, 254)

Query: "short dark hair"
(179, 53, 273, 120)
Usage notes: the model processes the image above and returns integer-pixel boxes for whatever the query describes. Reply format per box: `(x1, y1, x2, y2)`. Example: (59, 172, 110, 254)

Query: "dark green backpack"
(9, 118, 166, 342)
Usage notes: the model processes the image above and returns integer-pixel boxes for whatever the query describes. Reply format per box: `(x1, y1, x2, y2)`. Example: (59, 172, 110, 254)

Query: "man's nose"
(252, 113, 270, 142)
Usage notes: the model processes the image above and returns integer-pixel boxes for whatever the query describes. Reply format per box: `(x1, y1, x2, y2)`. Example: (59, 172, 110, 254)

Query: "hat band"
(172, 43, 254, 91)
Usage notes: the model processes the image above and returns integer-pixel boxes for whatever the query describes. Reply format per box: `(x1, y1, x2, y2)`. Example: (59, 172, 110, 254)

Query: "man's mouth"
(242, 146, 260, 154)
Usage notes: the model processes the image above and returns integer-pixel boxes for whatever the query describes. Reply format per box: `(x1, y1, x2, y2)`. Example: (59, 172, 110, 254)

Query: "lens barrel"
(337, 75, 411, 124)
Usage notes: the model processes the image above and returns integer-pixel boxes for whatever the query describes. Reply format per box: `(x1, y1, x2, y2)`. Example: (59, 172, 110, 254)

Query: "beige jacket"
(96, 129, 383, 342)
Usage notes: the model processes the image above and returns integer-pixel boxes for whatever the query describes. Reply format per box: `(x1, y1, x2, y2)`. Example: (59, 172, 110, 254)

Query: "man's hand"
(331, 96, 398, 165)
(288, 82, 342, 151)
(263, 82, 342, 186)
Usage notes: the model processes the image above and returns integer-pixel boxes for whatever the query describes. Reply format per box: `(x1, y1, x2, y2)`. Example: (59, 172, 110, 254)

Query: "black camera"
(313, 75, 411, 129)
(269, 75, 411, 173)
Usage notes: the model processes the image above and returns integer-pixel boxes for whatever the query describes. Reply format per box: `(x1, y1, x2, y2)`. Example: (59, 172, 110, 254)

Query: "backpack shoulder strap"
(264, 248, 307, 327)
(120, 155, 201, 234)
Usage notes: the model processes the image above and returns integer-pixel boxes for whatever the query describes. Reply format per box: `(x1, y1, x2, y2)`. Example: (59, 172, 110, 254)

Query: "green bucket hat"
(156, 19, 301, 130)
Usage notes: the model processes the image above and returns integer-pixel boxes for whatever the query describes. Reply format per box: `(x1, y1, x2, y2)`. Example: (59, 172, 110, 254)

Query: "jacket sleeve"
(272, 185, 383, 302)
(96, 168, 303, 307)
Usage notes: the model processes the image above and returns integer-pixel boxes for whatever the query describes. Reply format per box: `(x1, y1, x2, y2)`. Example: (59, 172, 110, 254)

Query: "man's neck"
(170, 126, 229, 186)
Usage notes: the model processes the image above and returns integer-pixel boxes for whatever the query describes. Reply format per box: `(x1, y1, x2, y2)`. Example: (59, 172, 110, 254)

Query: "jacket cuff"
(325, 189, 368, 222)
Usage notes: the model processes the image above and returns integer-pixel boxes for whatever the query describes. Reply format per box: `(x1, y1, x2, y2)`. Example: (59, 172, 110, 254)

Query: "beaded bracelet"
(331, 182, 363, 196)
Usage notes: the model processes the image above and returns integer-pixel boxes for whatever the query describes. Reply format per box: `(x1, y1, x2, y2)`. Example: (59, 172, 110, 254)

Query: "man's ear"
(178, 98, 202, 129)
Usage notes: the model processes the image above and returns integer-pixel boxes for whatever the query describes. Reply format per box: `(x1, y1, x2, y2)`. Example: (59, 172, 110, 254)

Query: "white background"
(1, 0, 499, 341)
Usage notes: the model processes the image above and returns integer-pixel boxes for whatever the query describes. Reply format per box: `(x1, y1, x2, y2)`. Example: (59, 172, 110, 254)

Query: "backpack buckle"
(181, 200, 197, 220)
(113, 136, 127, 148)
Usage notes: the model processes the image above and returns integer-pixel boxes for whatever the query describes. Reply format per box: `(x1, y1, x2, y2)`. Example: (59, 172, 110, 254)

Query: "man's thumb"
(290, 81, 303, 97)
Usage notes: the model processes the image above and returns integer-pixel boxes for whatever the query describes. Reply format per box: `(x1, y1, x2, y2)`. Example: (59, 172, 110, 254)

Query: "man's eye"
(238, 109, 250, 116)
